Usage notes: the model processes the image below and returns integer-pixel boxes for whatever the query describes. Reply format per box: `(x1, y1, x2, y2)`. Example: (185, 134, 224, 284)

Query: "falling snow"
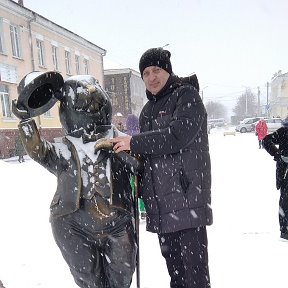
(0, 127, 288, 288)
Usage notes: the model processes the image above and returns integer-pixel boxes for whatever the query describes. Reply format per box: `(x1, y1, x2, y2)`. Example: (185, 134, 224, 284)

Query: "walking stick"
(133, 175, 140, 288)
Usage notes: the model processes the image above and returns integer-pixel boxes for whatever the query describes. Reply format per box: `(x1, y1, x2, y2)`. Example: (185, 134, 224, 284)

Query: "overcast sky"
(23, 0, 288, 113)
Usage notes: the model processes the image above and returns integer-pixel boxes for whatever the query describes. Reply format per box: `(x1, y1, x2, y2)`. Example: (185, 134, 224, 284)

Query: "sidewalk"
(3, 155, 31, 163)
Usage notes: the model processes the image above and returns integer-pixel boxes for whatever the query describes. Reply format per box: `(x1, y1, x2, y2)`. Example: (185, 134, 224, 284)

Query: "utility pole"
(257, 87, 260, 116)
(201, 86, 208, 101)
(266, 82, 269, 117)
(245, 92, 248, 116)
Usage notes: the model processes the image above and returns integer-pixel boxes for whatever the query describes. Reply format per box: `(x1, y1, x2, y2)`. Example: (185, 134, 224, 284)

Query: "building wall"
(130, 73, 147, 116)
(104, 68, 146, 129)
(0, 0, 106, 158)
(270, 71, 288, 119)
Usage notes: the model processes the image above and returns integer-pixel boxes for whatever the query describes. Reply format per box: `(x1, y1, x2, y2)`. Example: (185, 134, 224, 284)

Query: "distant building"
(0, 0, 106, 158)
(104, 68, 146, 128)
(270, 70, 288, 119)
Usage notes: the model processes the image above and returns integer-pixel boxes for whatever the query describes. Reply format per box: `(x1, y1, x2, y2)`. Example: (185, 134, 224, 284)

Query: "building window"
(123, 76, 129, 110)
(0, 85, 12, 118)
(75, 55, 80, 74)
(52, 45, 59, 71)
(65, 50, 72, 74)
(0, 18, 5, 54)
(36, 39, 46, 67)
(10, 24, 21, 58)
(110, 78, 118, 105)
(84, 58, 89, 74)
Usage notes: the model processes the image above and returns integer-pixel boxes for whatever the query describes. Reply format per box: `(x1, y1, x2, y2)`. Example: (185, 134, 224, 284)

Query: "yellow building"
(0, 0, 106, 158)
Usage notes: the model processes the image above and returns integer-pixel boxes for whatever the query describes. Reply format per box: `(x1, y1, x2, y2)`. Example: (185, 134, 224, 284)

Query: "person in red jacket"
(256, 119, 268, 149)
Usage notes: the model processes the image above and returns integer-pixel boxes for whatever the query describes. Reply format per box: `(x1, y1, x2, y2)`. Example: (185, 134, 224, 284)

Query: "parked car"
(235, 117, 264, 133)
(253, 118, 283, 133)
(207, 118, 225, 128)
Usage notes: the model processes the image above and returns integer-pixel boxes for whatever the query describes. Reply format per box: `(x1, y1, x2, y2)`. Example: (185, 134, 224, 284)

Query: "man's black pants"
(279, 186, 288, 233)
(158, 226, 210, 288)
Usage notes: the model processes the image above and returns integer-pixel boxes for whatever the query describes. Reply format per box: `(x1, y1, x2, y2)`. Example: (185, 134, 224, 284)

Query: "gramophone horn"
(17, 71, 64, 117)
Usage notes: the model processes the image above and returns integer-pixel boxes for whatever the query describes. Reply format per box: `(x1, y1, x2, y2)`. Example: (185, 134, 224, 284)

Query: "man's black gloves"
(12, 99, 31, 121)
(273, 153, 288, 164)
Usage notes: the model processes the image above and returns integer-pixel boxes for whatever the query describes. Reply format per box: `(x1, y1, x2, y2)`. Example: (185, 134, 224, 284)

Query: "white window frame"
(52, 45, 59, 71)
(0, 18, 5, 54)
(36, 39, 46, 67)
(75, 54, 80, 74)
(0, 85, 12, 118)
(65, 50, 72, 74)
(10, 24, 21, 58)
(84, 58, 89, 74)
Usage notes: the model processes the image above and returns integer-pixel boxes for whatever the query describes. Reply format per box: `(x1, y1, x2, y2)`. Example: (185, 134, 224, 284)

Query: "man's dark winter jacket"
(263, 127, 288, 190)
(130, 75, 213, 233)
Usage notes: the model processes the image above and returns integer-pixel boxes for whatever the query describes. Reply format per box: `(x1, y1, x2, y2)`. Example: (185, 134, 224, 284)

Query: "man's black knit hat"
(139, 47, 172, 78)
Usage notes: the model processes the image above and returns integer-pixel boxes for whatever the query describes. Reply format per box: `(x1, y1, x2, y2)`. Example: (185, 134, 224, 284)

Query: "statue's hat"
(17, 71, 64, 117)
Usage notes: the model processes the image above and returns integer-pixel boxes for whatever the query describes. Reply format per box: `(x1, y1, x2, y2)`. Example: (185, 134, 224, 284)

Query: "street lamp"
(201, 86, 208, 101)
(242, 86, 249, 116)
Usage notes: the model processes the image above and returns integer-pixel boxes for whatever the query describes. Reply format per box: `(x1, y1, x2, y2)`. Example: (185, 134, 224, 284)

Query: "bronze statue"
(12, 72, 141, 288)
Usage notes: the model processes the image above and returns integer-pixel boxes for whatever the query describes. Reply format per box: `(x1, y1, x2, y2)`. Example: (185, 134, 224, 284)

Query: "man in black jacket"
(263, 120, 288, 240)
(111, 48, 213, 288)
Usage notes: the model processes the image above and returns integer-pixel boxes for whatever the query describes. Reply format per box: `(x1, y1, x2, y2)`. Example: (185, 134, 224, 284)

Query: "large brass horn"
(17, 71, 64, 117)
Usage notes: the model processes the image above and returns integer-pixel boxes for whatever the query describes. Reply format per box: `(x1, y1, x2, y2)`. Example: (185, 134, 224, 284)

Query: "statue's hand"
(12, 100, 31, 120)
(94, 138, 113, 154)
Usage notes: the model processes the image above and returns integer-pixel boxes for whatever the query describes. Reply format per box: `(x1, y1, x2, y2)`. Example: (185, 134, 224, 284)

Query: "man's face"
(142, 66, 170, 95)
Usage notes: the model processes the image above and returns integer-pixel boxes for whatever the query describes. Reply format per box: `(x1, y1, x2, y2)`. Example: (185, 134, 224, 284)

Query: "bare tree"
(205, 101, 227, 119)
(233, 88, 257, 118)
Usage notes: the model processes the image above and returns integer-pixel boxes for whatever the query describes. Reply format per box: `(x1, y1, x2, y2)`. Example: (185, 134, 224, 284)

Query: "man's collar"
(146, 75, 176, 101)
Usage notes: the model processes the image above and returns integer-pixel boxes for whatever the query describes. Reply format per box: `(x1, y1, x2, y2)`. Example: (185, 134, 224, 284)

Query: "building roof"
(104, 68, 141, 77)
(2, 0, 106, 55)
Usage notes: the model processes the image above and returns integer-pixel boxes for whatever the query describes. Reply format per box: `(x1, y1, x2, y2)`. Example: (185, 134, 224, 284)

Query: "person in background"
(0, 279, 6, 288)
(263, 118, 288, 240)
(110, 47, 213, 288)
(116, 122, 125, 132)
(15, 135, 25, 162)
(255, 119, 268, 149)
(126, 114, 140, 136)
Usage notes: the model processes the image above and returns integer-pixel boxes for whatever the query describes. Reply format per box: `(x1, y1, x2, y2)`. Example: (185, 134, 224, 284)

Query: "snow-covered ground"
(0, 127, 287, 288)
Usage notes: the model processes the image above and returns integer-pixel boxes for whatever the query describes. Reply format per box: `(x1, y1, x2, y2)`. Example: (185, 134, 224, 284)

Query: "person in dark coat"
(111, 48, 213, 288)
(126, 114, 140, 136)
(0, 279, 6, 288)
(263, 118, 288, 240)
(15, 135, 25, 162)
(12, 75, 142, 288)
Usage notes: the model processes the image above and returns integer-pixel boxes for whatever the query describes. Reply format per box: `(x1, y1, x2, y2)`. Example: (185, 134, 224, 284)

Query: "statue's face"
(59, 76, 112, 134)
